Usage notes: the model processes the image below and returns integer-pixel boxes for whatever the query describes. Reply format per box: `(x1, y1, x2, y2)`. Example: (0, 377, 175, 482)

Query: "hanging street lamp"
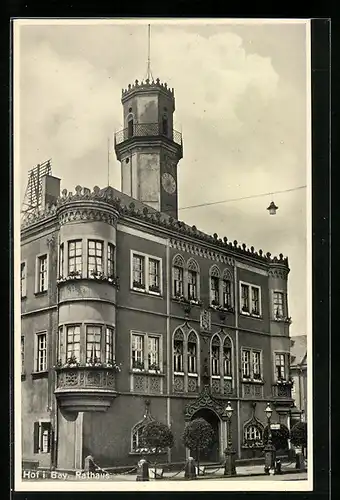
(264, 403, 276, 474)
(224, 401, 237, 476)
(267, 201, 279, 215)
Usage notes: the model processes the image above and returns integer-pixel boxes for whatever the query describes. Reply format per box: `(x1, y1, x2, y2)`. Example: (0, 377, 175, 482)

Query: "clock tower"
(114, 78, 183, 219)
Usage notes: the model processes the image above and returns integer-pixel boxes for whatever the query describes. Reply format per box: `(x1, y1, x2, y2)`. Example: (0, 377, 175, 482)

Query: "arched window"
(162, 114, 168, 136)
(223, 336, 232, 377)
(210, 265, 221, 305)
(131, 422, 145, 452)
(187, 331, 198, 374)
(222, 269, 233, 309)
(211, 335, 221, 376)
(244, 425, 263, 445)
(173, 329, 184, 373)
(173, 254, 185, 298)
(187, 259, 199, 301)
(127, 115, 134, 138)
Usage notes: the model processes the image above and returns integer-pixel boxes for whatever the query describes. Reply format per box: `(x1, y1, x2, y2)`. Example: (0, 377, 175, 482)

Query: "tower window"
(125, 157, 130, 164)
(129, 107, 132, 112)
(162, 115, 168, 136)
(128, 118, 134, 138)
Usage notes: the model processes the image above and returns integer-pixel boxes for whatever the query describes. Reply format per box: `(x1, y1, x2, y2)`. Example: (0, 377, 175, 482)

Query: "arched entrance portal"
(191, 408, 220, 463)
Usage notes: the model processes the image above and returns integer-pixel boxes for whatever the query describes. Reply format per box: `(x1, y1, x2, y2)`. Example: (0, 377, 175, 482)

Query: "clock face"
(162, 173, 176, 195)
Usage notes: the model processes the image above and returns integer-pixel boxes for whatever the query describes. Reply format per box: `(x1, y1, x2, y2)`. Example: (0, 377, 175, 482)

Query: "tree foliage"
(263, 424, 290, 450)
(290, 421, 307, 448)
(182, 418, 214, 472)
(141, 421, 174, 454)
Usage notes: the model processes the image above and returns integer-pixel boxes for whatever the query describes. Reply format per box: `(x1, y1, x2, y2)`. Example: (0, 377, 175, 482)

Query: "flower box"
(133, 281, 145, 290)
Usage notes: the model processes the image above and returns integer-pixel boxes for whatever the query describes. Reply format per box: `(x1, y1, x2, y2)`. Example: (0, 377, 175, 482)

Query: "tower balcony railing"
(114, 123, 182, 147)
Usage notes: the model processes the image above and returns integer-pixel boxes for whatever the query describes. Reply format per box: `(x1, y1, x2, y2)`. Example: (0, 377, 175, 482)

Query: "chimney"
(41, 175, 61, 209)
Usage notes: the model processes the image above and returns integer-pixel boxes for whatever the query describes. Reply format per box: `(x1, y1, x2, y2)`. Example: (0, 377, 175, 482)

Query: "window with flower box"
(223, 338, 232, 377)
(86, 325, 102, 363)
(107, 243, 115, 277)
(131, 332, 162, 371)
(68, 240, 82, 275)
(222, 279, 232, 309)
(275, 352, 289, 381)
(242, 348, 263, 381)
(240, 282, 261, 316)
(211, 335, 221, 376)
(105, 327, 114, 364)
(88, 240, 103, 277)
(131, 251, 162, 295)
(173, 330, 184, 373)
(173, 265, 184, 297)
(66, 325, 81, 363)
(187, 332, 198, 374)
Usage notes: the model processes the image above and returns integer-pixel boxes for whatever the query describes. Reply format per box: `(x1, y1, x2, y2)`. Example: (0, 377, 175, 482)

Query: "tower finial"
(146, 24, 154, 82)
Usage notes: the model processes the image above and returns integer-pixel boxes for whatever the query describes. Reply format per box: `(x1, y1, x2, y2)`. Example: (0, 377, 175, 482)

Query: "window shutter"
(33, 422, 40, 453)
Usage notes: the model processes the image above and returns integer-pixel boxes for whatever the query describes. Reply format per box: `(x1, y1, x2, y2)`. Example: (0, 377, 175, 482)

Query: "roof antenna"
(146, 24, 154, 82)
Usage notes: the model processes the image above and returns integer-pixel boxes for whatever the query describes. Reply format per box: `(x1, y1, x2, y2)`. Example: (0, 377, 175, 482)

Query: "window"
(173, 266, 184, 296)
(132, 254, 145, 288)
(211, 335, 221, 376)
(132, 423, 144, 452)
(162, 115, 168, 135)
(131, 252, 162, 294)
(223, 338, 232, 377)
(210, 276, 220, 304)
(21, 336, 25, 374)
(222, 279, 232, 308)
(66, 325, 80, 362)
(252, 351, 261, 380)
(57, 326, 65, 364)
(149, 259, 160, 292)
(107, 243, 115, 277)
(36, 333, 47, 372)
(37, 255, 48, 293)
(86, 325, 102, 363)
(128, 117, 134, 137)
(132, 334, 144, 369)
(273, 291, 285, 318)
(173, 329, 184, 373)
(187, 332, 197, 374)
(241, 284, 249, 312)
(251, 287, 260, 315)
(33, 421, 51, 454)
(148, 336, 159, 369)
(173, 254, 185, 297)
(244, 425, 263, 443)
(88, 240, 103, 276)
(21, 262, 27, 298)
(188, 270, 198, 300)
(242, 349, 251, 379)
(59, 243, 64, 278)
(275, 353, 287, 380)
(242, 348, 263, 380)
(240, 282, 261, 316)
(68, 240, 82, 275)
(105, 327, 114, 364)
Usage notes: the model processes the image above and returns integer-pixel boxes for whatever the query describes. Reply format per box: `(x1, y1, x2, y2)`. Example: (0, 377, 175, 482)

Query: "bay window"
(107, 243, 115, 277)
(68, 240, 82, 275)
(88, 240, 103, 276)
(66, 325, 80, 362)
(86, 325, 102, 363)
(275, 352, 289, 381)
(273, 291, 285, 319)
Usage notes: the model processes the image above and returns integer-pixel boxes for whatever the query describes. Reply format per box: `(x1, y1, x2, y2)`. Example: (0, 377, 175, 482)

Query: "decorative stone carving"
(170, 239, 235, 265)
(174, 375, 185, 393)
(200, 310, 211, 332)
(223, 379, 232, 395)
(211, 379, 220, 394)
(184, 384, 228, 421)
(56, 368, 116, 391)
(149, 377, 161, 394)
(188, 377, 198, 393)
(268, 268, 290, 280)
(210, 265, 220, 277)
(134, 375, 146, 392)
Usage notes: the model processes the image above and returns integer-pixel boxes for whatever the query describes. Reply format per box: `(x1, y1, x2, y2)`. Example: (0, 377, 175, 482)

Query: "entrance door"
(191, 409, 220, 463)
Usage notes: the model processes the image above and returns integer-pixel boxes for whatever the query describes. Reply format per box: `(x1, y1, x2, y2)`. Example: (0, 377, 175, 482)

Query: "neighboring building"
(290, 335, 307, 425)
(20, 76, 294, 470)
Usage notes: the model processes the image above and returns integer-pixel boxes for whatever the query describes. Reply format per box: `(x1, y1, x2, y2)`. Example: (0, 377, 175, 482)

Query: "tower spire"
(146, 24, 154, 81)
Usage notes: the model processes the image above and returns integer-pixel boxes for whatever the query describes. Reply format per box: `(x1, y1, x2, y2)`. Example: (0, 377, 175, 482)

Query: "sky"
(15, 19, 310, 336)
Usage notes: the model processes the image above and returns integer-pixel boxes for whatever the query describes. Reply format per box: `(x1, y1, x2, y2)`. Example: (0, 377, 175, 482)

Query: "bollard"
(184, 457, 197, 480)
(136, 459, 149, 481)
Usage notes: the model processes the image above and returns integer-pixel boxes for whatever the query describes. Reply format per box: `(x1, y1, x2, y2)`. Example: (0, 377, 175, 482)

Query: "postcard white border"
(13, 18, 313, 492)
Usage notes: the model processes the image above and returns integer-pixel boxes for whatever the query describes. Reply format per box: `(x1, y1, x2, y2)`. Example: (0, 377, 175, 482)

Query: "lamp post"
(264, 403, 276, 474)
(224, 401, 236, 476)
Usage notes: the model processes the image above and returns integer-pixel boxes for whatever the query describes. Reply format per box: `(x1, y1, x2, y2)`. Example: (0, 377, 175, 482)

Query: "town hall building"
(20, 74, 294, 471)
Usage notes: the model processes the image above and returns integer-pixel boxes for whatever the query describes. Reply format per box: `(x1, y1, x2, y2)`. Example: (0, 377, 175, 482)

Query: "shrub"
(290, 421, 307, 455)
(263, 424, 290, 451)
(141, 421, 174, 478)
(182, 418, 214, 474)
